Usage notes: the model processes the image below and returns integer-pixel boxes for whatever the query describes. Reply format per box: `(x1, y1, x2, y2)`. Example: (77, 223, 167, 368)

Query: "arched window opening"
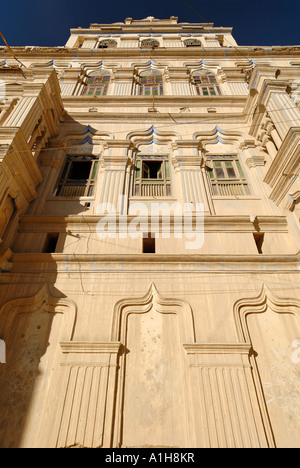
(83, 72, 110, 96)
(98, 39, 117, 49)
(139, 69, 163, 96)
(184, 38, 202, 47)
(192, 71, 221, 96)
(140, 39, 159, 49)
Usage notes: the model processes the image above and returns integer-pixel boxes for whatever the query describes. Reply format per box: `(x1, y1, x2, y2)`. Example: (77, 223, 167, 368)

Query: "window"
(207, 155, 250, 196)
(54, 156, 99, 197)
(83, 72, 110, 96)
(43, 233, 59, 253)
(192, 72, 221, 96)
(184, 39, 202, 47)
(139, 70, 163, 96)
(98, 39, 117, 49)
(143, 233, 156, 253)
(140, 39, 159, 49)
(253, 233, 264, 254)
(134, 156, 171, 197)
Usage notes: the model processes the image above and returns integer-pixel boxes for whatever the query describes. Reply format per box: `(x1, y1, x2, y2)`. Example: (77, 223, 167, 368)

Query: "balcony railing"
(135, 180, 171, 197)
(211, 180, 250, 197)
(56, 181, 94, 197)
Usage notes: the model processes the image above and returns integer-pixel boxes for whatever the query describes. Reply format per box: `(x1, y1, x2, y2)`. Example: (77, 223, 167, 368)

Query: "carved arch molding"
(234, 285, 300, 448)
(0, 284, 77, 449)
(2, 283, 299, 448)
(50, 283, 280, 449)
(52, 284, 197, 449)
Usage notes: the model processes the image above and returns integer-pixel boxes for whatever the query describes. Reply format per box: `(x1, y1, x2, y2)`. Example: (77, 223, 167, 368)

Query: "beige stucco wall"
(0, 16, 300, 448)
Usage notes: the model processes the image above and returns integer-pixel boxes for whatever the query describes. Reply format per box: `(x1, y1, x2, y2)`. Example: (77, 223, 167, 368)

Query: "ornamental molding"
(286, 190, 300, 211)
(184, 60, 227, 81)
(0, 283, 77, 343)
(127, 124, 180, 148)
(131, 59, 170, 79)
(60, 126, 115, 153)
(80, 60, 116, 76)
(111, 283, 196, 343)
(30, 59, 72, 71)
(193, 125, 254, 149)
(233, 283, 300, 343)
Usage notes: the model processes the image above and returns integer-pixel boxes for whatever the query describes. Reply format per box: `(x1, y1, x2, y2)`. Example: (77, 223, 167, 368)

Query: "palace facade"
(0, 16, 300, 448)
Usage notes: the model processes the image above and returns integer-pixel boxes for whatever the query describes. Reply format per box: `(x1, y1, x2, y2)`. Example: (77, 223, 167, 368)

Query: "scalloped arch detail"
(111, 283, 196, 343)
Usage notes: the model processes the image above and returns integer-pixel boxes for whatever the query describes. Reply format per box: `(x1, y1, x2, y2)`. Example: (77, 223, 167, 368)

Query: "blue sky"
(0, 0, 299, 47)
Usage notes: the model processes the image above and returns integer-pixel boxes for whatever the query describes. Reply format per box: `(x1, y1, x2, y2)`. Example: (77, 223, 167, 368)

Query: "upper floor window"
(83, 72, 110, 96)
(139, 70, 163, 96)
(192, 72, 221, 96)
(54, 156, 99, 197)
(140, 39, 159, 49)
(98, 39, 117, 49)
(184, 39, 202, 47)
(134, 156, 171, 197)
(206, 155, 250, 197)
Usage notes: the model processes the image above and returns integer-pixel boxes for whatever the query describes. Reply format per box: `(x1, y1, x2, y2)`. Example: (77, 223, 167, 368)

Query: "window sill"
(212, 196, 261, 200)
(47, 196, 95, 201)
(130, 196, 177, 201)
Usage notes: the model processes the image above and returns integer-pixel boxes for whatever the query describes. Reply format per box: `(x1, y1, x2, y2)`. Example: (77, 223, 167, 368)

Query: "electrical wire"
(2, 110, 300, 158)
(1, 17, 300, 168)
(0, 31, 27, 72)
(179, 0, 254, 64)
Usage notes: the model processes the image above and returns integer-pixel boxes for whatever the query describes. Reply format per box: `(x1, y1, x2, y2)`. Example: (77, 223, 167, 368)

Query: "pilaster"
(171, 140, 210, 213)
(45, 341, 122, 448)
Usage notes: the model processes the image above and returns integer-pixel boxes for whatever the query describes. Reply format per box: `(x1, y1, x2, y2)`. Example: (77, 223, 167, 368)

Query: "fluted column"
(98, 141, 132, 215)
(171, 141, 210, 213)
(45, 342, 122, 448)
(184, 343, 274, 448)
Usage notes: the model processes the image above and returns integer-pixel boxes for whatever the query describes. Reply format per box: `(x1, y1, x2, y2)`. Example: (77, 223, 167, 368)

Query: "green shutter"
(236, 160, 245, 178)
(92, 161, 98, 180)
(136, 160, 141, 179)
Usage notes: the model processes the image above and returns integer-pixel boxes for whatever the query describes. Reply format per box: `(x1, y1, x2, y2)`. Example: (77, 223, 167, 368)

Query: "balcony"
(56, 181, 94, 197)
(135, 180, 171, 197)
(211, 180, 250, 197)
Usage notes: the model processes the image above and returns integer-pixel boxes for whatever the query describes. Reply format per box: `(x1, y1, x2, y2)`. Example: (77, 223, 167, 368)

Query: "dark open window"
(54, 156, 98, 197)
(134, 156, 171, 197)
(253, 233, 264, 254)
(143, 233, 156, 253)
(142, 161, 163, 179)
(43, 233, 59, 253)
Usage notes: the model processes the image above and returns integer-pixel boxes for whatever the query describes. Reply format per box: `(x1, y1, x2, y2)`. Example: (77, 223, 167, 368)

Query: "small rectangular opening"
(253, 233, 264, 254)
(43, 233, 59, 253)
(143, 233, 156, 254)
